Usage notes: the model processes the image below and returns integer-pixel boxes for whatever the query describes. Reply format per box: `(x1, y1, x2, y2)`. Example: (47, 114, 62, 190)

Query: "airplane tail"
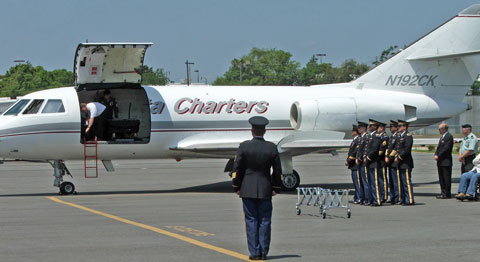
(353, 4, 480, 102)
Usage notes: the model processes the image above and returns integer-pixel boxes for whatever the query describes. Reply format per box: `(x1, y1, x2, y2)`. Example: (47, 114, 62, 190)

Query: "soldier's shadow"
(267, 255, 302, 260)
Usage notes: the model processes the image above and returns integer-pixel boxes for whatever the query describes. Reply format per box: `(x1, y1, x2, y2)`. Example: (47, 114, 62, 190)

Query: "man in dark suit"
(434, 122, 454, 199)
(231, 116, 283, 261)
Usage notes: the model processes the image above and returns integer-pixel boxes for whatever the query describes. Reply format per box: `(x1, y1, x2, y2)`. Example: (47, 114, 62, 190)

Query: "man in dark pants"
(395, 120, 415, 205)
(80, 102, 107, 141)
(434, 122, 453, 199)
(231, 116, 282, 261)
(356, 121, 371, 206)
(458, 124, 478, 174)
(364, 120, 382, 206)
(385, 121, 401, 204)
(345, 125, 363, 204)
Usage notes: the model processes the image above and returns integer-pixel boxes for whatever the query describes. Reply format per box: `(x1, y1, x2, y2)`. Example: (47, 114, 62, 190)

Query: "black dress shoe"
(249, 255, 261, 260)
(261, 254, 267, 260)
(436, 195, 448, 199)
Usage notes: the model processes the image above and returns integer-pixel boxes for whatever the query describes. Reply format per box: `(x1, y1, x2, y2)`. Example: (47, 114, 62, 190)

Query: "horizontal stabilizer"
(407, 50, 480, 61)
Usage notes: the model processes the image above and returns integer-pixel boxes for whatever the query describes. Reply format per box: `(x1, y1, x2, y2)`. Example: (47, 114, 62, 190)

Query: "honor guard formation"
(347, 119, 414, 206)
(348, 120, 480, 206)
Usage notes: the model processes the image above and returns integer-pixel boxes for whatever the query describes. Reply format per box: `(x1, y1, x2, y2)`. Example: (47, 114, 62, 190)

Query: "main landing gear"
(49, 160, 76, 195)
(281, 170, 300, 191)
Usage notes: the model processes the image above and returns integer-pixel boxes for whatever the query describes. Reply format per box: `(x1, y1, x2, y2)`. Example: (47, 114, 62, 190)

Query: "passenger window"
(23, 99, 44, 114)
(42, 99, 65, 113)
(3, 99, 30, 116)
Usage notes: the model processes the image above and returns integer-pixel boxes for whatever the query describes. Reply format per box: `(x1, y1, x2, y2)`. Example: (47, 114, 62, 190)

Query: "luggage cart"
(296, 187, 351, 219)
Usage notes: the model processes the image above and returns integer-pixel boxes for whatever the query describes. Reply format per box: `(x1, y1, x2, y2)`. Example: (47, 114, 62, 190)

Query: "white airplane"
(1, 5, 480, 195)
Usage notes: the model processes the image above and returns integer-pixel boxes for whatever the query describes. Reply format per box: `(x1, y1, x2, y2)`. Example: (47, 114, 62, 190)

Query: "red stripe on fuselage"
(0, 128, 295, 138)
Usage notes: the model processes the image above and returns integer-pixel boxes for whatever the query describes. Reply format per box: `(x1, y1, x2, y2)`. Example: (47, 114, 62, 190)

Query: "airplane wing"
(170, 130, 348, 156)
(171, 132, 444, 156)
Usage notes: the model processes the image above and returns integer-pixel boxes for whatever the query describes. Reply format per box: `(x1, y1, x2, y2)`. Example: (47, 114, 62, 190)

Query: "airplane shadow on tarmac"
(0, 179, 457, 199)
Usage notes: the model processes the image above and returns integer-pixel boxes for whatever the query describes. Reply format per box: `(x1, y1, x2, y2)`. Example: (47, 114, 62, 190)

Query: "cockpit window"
(42, 99, 65, 113)
(3, 99, 30, 116)
(23, 99, 44, 114)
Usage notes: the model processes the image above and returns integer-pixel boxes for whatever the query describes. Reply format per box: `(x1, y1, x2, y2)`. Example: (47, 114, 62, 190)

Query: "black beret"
(352, 125, 359, 132)
(249, 116, 269, 129)
(462, 124, 472, 129)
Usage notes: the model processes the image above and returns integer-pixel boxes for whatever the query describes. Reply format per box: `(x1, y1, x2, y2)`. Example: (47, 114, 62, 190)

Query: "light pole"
(185, 60, 194, 85)
(13, 60, 25, 64)
(200, 76, 208, 85)
(194, 70, 199, 83)
(234, 60, 250, 85)
(316, 53, 326, 64)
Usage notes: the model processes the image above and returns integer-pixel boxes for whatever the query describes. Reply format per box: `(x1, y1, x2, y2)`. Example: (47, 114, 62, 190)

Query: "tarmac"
(0, 152, 478, 262)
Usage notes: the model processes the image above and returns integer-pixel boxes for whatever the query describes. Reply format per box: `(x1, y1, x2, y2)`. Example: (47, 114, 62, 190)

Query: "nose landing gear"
(49, 160, 76, 195)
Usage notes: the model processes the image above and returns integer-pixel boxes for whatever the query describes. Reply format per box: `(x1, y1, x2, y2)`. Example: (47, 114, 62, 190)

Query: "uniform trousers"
(381, 165, 388, 202)
(388, 167, 401, 203)
(461, 154, 475, 174)
(399, 168, 414, 205)
(359, 165, 371, 204)
(351, 169, 364, 202)
(367, 167, 382, 205)
(242, 198, 272, 257)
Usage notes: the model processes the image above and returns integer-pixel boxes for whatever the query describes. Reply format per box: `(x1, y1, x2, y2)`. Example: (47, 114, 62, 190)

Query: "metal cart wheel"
(347, 209, 351, 218)
(296, 208, 301, 215)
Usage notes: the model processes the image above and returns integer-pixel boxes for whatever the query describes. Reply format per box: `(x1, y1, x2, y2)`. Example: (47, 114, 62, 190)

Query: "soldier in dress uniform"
(345, 125, 363, 204)
(364, 120, 382, 206)
(385, 120, 401, 205)
(377, 121, 389, 203)
(231, 116, 283, 261)
(356, 121, 371, 206)
(458, 124, 478, 174)
(395, 120, 415, 205)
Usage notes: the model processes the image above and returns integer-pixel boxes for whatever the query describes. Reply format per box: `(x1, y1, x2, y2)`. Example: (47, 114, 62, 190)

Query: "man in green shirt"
(459, 124, 478, 174)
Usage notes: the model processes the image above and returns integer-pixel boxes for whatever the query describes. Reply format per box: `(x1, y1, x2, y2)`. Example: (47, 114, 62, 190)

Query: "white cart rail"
(295, 187, 351, 219)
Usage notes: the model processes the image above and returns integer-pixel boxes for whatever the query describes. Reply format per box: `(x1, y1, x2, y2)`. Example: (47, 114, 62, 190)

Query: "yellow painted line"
(61, 192, 223, 198)
(47, 196, 252, 261)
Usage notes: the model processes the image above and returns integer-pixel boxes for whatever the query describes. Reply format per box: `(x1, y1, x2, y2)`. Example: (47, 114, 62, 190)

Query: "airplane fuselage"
(0, 83, 466, 161)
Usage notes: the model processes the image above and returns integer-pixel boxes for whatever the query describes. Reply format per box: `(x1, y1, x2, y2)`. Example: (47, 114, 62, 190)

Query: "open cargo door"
(74, 43, 152, 87)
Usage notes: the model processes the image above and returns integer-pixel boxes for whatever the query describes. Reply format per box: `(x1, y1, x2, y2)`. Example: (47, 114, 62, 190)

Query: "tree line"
(2, 46, 477, 98)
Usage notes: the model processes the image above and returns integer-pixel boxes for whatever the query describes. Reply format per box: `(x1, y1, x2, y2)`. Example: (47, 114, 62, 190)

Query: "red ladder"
(84, 138, 98, 178)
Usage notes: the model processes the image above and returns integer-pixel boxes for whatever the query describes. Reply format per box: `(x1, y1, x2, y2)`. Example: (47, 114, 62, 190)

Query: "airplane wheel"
(60, 182, 75, 195)
(281, 170, 300, 191)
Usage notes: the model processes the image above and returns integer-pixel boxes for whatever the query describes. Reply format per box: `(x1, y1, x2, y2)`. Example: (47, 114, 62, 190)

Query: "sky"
(1, 0, 479, 83)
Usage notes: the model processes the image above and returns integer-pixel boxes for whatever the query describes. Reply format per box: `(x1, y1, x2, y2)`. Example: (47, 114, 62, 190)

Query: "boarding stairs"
(84, 138, 98, 178)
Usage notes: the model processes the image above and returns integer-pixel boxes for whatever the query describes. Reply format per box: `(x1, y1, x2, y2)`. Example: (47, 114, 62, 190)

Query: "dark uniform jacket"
(435, 132, 453, 167)
(232, 137, 283, 199)
(99, 97, 119, 119)
(347, 135, 360, 170)
(378, 132, 389, 167)
(356, 133, 367, 165)
(386, 132, 399, 168)
(364, 131, 382, 168)
(396, 131, 414, 169)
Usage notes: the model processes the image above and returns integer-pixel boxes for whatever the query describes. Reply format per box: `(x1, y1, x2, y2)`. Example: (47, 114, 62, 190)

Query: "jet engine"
(290, 98, 410, 132)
